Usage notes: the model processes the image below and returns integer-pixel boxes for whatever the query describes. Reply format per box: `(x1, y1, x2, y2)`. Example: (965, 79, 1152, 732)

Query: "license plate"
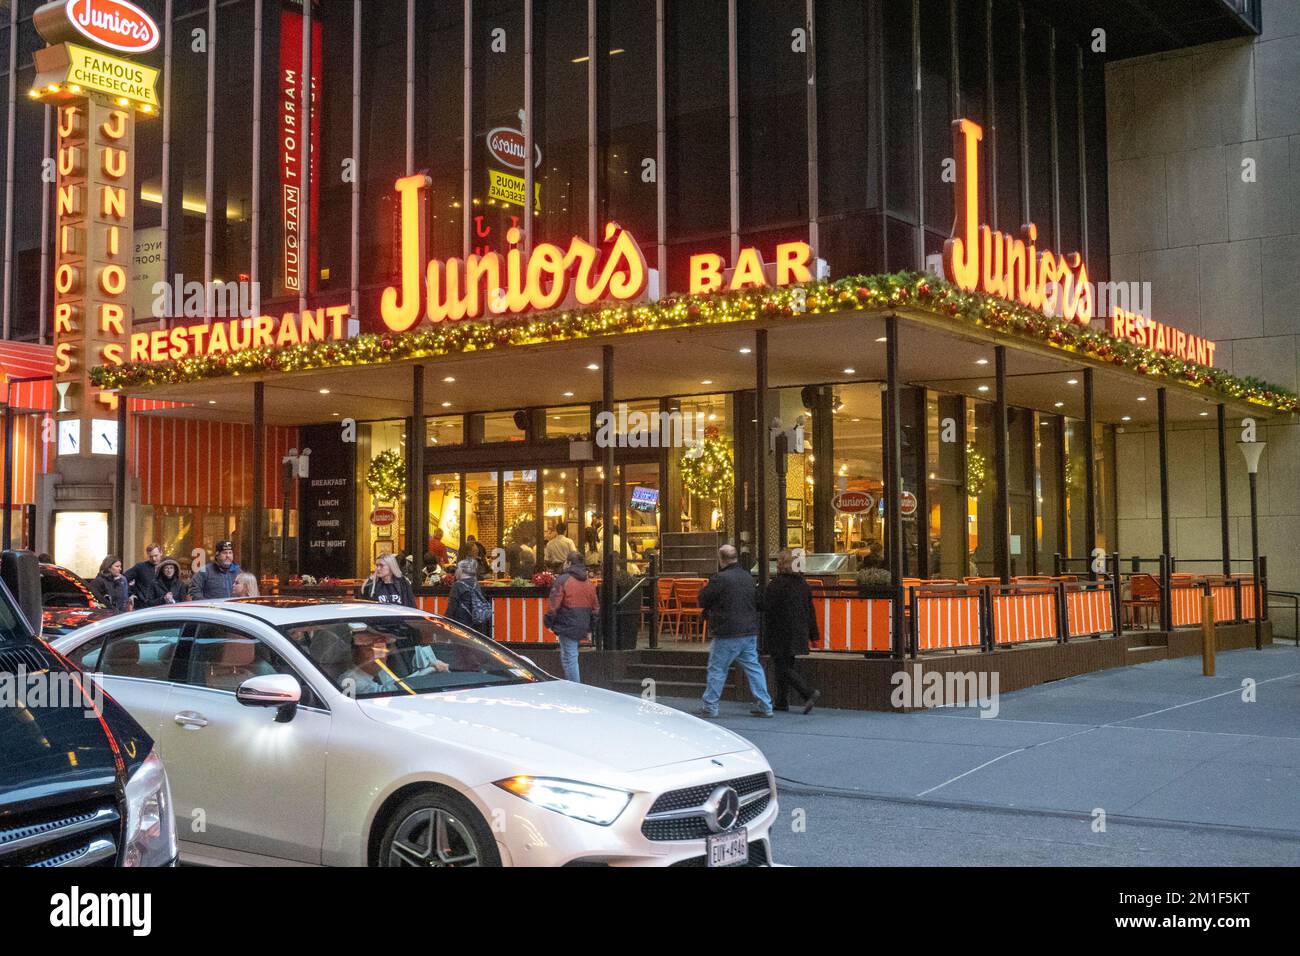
(706, 828, 748, 867)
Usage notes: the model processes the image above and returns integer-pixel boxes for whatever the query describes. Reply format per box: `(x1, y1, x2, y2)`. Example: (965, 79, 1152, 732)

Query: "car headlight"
(495, 776, 632, 826)
(122, 750, 177, 867)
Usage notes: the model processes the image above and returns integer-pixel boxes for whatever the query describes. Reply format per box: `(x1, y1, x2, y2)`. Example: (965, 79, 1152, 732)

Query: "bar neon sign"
(944, 118, 1093, 324)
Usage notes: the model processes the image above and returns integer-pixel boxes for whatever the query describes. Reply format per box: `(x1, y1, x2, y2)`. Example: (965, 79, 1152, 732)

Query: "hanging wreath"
(681, 435, 734, 502)
(965, 443, 988, 496)
(365, 448, 406, 502)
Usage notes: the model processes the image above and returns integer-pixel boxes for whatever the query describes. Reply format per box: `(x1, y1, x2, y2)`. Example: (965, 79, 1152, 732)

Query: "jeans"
(558, 636, 581, 683)
(701, 636, 772, 715)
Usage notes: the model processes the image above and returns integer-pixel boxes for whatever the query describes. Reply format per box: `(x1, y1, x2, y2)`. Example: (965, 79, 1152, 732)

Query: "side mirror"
(236, 673, 302, 723)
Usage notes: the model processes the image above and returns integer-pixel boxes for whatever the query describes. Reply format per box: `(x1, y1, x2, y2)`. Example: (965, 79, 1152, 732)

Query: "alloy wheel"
(388, 807, 481, 867)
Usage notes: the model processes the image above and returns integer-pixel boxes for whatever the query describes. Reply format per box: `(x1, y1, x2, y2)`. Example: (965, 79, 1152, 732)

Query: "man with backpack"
(545, 550, 600, 683)
(447, 558, 494, 638)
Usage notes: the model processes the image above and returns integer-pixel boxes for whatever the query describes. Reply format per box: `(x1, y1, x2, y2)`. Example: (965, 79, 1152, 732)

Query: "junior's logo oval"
(65, 0, 160, 54)
(832, 490, 875, 514)
(486, 127, 541, 171)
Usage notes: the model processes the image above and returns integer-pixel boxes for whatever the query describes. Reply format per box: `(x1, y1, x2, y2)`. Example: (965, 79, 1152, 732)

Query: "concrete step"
(1123, 631, 1168, 649)
(1125, 645, 1168, 664)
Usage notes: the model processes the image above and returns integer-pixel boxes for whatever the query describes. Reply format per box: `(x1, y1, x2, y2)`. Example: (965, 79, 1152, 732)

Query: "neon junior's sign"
(944, 118, 1093, 324)
(380, 173, 649, 331)
(64, 0, 160, 55)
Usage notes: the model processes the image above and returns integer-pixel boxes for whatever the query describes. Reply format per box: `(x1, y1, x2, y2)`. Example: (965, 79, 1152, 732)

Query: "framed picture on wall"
(787, 526, 804, 549)
(786, 498, 803, 522)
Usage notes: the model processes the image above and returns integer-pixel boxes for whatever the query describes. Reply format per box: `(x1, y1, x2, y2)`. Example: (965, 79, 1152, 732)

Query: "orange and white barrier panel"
(809, 594, 893, 652)
(913, 593, 981, 651)
(416, 593, 559, 644)
(1065, 585, 1114, 638)
(992, 589, 1058, 645)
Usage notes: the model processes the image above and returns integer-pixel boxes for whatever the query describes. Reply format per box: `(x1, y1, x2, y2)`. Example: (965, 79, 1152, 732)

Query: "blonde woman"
(233, 571, 260, 598)
(362, 553, 415, 606)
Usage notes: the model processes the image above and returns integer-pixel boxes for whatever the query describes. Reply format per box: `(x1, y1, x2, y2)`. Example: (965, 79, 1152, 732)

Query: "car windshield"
(280, 615, 548, 699)
(41, 568, 96, 608)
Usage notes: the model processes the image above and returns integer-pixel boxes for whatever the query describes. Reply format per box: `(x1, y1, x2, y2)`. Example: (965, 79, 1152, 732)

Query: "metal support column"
(1217, 403, 1230, 575)
(1157, 387, 1172, 631)
(411, 365, 426, 569)
(1083, 367, 1097, 565)
(251, 383, 265, 577)
(885, 317, 904, 656)
(601, 346, 615, 649)
(755, 330, 769, 595)
(993, 346, 1010, 583)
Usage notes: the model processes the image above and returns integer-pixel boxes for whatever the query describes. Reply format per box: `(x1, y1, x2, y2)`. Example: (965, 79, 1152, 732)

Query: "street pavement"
(659, 644, 1300, 866)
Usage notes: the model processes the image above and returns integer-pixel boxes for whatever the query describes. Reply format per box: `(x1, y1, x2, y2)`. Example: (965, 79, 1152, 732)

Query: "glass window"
(357, 420, 407, 573)
(621, 462, 660, 572)
(1023, 15, 1054, 243)
(968, 399, 995, 576)
(428, 472, 463, 558)
(40, 568, 96, 609)
(211, 0, 255, 286)
(535, 0, 589, 245)
(358, 1, 408, 288)
(464, 471, 501, 570)
(472, 410, 527, 443)
(472, 0, 525, 258)
(991, 0, 1022, 232)
(426, 415, 465, 447)
(414, 0, 465, 260)
(186, 623, 298, 694)
(1064, 417, 1087, 560)
(919, 0, 952, 237)
(544, 405, 591, 438)
(1055, 41, 1082, 252)
(928, 393, 966, 580)
(314, 0, 356, 297)
(672, 394, 732, 535)
(1007, 406, 1035, 576)
(282, 615, 545, 699)
(502, 470, 539, 577)
(882, 0, 916, 268)
(828, 384, 883, 558)
(542, 466, 579, 563)
(598, 0, 658, 245)
(1037, 414, 1065, 574)
(72, 624, 185, 682)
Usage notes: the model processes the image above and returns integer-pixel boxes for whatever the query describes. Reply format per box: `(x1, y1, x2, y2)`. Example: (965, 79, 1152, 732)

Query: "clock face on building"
(91, 419, 119, 456)
(57, 419, 80, 456)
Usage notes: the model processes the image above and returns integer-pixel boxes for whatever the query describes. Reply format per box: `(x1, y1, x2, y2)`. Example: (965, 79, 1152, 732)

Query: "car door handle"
(173, 710, 208, 729)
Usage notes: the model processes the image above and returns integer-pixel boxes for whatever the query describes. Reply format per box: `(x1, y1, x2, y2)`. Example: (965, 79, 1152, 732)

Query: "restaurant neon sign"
(944, 118, 1093, 324)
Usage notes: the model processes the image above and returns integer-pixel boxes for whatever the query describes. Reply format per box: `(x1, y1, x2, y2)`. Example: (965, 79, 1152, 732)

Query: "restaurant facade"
(0, 0, 1288, 663)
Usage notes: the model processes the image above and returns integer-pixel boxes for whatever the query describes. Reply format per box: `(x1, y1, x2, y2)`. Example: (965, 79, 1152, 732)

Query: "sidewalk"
(661, 644, 1300, 839)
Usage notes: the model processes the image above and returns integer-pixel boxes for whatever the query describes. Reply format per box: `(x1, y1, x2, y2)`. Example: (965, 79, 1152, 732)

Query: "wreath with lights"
(365, 448, 406, 502)
(681, 430, 734, 502)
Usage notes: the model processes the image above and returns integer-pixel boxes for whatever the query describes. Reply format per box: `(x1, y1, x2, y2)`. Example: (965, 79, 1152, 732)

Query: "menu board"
(298, 424, 355, 579)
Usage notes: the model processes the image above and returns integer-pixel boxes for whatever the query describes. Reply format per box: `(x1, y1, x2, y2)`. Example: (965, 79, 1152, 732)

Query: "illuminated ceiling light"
(1054, 401, 1064, 408)
(875, 336, 887, 343)
(843, 368, 855, 374)
(586, 363, 599, 371)
(563, 391, 574, 397)
(1200, 411, 1210, 417)
(701, 379, 714, 385)
(1066, 378, 1079, 385)
(977, 385, 990, 393)
(441, 401, 452, 407)
(1121, 415, 1132, 422)
(739, 346, 752, 354)
(140, 104, 153, 113)
(975, 358, 989, 365)
(318, 388, 330, 394)
(1136, 395, 1147, 402)
(208, 400, 217, 405)
(443, 376, 455, 383)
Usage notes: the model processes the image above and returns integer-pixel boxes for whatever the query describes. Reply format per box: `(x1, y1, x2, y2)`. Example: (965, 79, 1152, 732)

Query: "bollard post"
(1201, 584, 1216, 677)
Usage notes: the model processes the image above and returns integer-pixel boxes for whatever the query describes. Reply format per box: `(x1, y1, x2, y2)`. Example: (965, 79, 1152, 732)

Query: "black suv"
(0, 551, 176, 867)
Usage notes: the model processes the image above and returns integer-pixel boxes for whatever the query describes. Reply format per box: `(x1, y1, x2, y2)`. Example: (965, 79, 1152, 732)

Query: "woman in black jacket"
(361, 553, 416, 606)
(140, 556, 186, 606)
(762, 549, 822, 713)
(89, 556, 130, 614)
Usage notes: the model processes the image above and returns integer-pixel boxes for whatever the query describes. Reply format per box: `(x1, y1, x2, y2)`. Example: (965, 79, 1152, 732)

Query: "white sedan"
(52, 598, 776, 867)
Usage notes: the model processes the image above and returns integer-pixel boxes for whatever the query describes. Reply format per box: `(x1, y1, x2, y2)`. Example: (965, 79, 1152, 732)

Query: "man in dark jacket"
(546, 551, 599, 682)
(125, 543, 163, 609)
(697, 545, 773, 718)
(763, 549, 822, 713)
(188, 540, 242, 600)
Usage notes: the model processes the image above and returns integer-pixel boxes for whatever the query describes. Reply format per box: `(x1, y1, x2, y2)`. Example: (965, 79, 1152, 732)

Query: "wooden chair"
(650, 578, 678, 636)
(1124, 573, 1161, 629)
(672, 578, 707, 641)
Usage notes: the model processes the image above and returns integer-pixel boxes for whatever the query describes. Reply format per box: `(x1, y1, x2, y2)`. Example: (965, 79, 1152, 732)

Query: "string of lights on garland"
(365, 448, 406, 502)
(680, 432, 734, 502)
(91, 272, 1300, 415)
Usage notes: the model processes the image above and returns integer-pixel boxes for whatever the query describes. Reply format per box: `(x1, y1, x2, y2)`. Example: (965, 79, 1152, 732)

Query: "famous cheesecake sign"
(63, 0, 160, 54)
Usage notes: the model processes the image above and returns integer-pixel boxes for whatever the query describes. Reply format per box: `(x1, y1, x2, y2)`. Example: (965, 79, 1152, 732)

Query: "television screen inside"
(630, 486, 659, 511)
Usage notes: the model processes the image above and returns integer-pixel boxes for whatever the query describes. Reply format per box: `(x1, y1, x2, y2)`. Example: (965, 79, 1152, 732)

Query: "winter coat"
(140, 560, 186, 607)
(124, 560, 159, 604)
(762, 571, 819, 657)
(188, 561, 242, 600)
(446, 578, 492, 635)
(698, 563, 761, 639)
(90, 572, 130, 613)
(546, 565, 600, 642)
(362, 575, 415, 607)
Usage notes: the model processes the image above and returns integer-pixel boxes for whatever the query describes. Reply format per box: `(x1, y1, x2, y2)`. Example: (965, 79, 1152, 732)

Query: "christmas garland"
(365, 448, 405, 501)
(91, 272, 1300, 415)
(680, 434, 734, 501)
(965, 443, 988, 496)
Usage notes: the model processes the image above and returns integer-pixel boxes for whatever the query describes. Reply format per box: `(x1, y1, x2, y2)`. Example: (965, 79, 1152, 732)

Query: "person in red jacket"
(546, 551, 599, 682)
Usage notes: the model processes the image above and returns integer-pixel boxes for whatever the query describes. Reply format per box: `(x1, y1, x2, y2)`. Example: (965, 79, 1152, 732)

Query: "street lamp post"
(1238, 439, 1266, 650)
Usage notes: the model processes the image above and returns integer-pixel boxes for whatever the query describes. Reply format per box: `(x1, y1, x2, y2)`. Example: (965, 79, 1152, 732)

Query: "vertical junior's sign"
(279, 3, 322, 297)
(30, 0, 160, 459)
(298, 424, 355, 579)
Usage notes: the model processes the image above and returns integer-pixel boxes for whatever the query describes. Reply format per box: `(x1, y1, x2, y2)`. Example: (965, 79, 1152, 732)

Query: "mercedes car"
(53, 598, 776, 867)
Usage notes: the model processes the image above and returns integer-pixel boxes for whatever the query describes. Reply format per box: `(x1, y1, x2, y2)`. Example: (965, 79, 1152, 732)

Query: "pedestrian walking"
(446, 558, 494, 636)
(188, 540, 242, 600)
(763, 549, 822, 714)
(89, 556, 130, 614)
(362, 553, 415, 606)
(141, 556, 186, 605)
(124, 543, 163, 610)
(697, 544, 774, 718)
(545, 551, 600, 682)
